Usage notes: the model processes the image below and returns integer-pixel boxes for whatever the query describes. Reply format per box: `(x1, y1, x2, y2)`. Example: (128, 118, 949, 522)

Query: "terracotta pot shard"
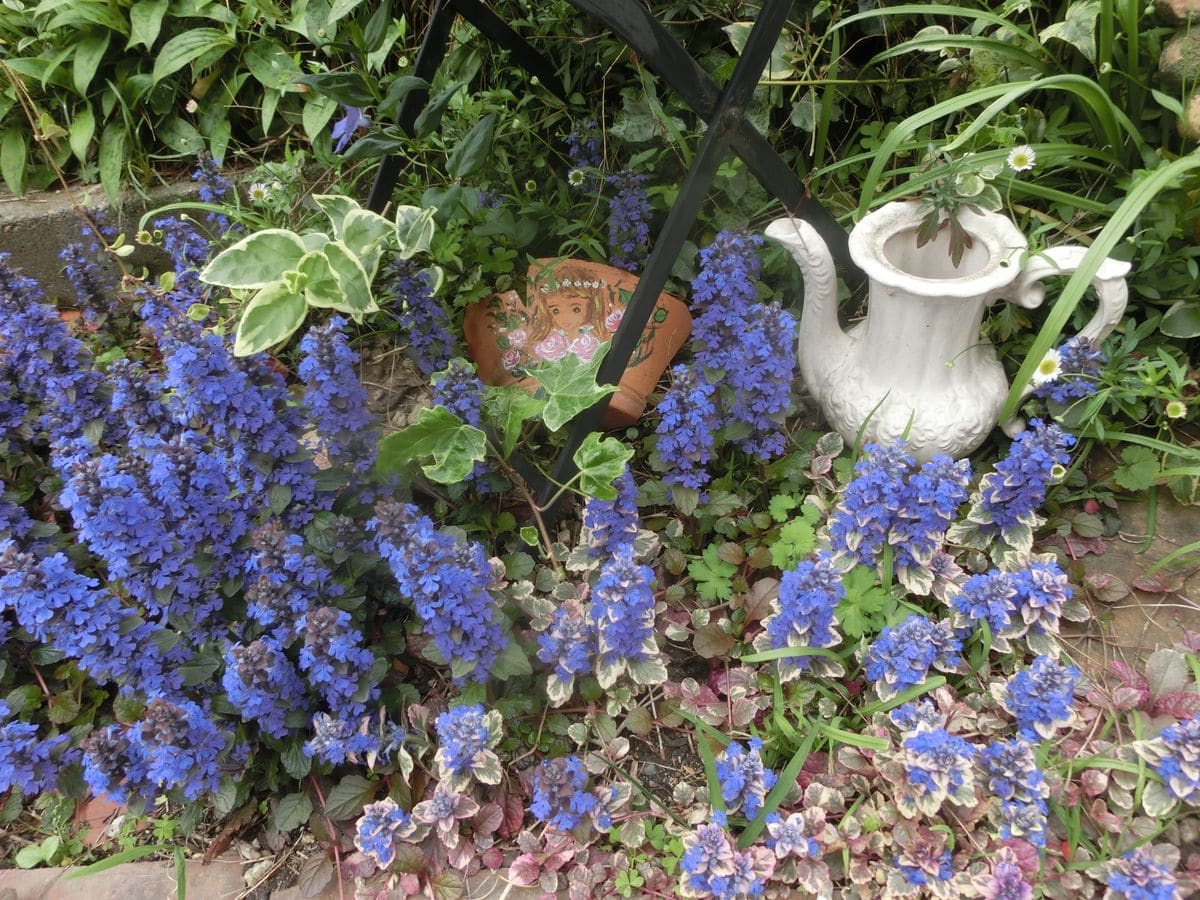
(464, 258, 692, 428)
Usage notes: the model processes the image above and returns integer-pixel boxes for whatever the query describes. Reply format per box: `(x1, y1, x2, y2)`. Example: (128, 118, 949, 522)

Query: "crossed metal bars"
(366, 0, 856, 514)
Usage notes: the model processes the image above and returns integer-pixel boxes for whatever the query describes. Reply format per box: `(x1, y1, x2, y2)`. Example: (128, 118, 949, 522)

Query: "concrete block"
(0, 180, 196, 302)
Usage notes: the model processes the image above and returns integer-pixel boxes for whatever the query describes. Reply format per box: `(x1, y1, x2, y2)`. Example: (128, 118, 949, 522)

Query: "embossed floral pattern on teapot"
(765, 201, 1131, 461)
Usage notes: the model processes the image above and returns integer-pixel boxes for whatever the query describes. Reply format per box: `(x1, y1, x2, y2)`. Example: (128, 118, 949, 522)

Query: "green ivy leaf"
(529, 345, 618, 432)
(483, 386, 544, 457)
(769, 516, 817, 569)
(375, 406, 487, 484)
(573, 433, 633, 500)
(490, 638, 533, 681)
(201, 229, 307, 289)
(836, 566, 891, 640)
(233, 284, 307, 357)
(768, 493, 799, 523)
(688, 545, 738, 603)
(339, 208, 393, 277)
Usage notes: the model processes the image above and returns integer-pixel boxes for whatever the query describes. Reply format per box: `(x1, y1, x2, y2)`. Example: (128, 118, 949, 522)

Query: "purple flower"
(764, 812, 820, 859)
(82, 723, 157, 806)
(222, 639, 308, 739)
(304, 712, 379, 765)
(387, 261, 456, 377)
(1002, 655, 1079, 740)
(0, 702, 72, 796)
(980, 739, 1049, 847)
(581, 467, 639, 558)
(592, 547, 658, 682)
(655, 364, 720, 494)
(1106, 847, 1178, 900)
(606, 170, 651, 272)
(864, 614, 962, 701)
(332, 105, 370, 153)
(897, 728, 977, 816)
(1150, 712, 1200, 805)
(299, 606, 377, 718)
(136, 697, 227, 800)
(370, 501, 506, 683)
(299, 316, 378, 473)
(978, 419, 1075, 537)
(757, 553, 843, 681)
(828, 442, 915, 568)
(1032, 336, 1106, 404)
(434, 704, 503, 789)
(531, 756, 596, 831)
(354, 797, 414, 867)
(715, 738, 778, 820)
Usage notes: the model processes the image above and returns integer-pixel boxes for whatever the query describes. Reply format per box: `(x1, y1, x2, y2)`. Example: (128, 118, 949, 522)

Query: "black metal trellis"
(366, 0, 859, 513)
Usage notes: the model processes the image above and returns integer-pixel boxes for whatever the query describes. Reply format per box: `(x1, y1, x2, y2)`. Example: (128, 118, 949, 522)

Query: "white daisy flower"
(1032, 348, 1062, 386)
(247, 182, 272, 203)
(567, 168, 586, 187)
(1007, 144, 1036, 173)
(1166, 399, 1187, 419)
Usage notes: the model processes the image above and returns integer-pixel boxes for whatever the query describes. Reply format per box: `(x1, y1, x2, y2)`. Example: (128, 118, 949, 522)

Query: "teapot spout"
(763, 217, 850, 403)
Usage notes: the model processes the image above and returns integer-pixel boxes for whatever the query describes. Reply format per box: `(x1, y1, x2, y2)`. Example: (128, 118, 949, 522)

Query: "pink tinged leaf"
(480, 847, 504, 869)
(1154, 691, 1200, 719)
(542, 850, 576, 873)
(341, 850, 380, 879)
(500, 793, 526, 838)
(398, 873, 422, 895)
(1132, 572, 1185, 593)
(1085, 572, 1128, 603)
(473, 802, 504, 835)
(1111, 686, 1147, 711)
(509, 853, 542, 886)
(446, 839, 475, 871)
(1080, 769, 1109, 797)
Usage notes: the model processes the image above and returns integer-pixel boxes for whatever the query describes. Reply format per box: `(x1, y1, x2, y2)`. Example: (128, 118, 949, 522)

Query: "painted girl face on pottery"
(548, 298, 589, 333)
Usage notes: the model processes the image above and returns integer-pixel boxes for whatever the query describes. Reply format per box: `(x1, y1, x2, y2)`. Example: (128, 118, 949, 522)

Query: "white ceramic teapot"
(765, 201, 1131, 461)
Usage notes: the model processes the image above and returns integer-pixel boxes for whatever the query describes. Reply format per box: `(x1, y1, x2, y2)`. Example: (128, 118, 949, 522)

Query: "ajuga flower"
(591, 547, 663, 688)
(299, 316, 378, 473)
(581, 467, 639, 558)
(355, 797, 416, 867)
(412, 783, 478, 849)
(678, 822, 776, 899)
(607, 170, 651, 272)
(433, 704, 503, 790)
(1142, 712, 1200, 805)
(655, 364, 720, 494)
(222, 639, 308, 739)
(979, 738, 1049, 847)
(755, 553, 844, 681)
(531, 756, 596, 831)
(896, 728, 977, 817)
(864, 615, 962, 701)
(715, 738, 778, 820)
(1032, 336, 1106, 404)
(977, 419, 1075, 541)
(0, 702, 71, 796)
(828, 442, 915, 568)
(1106, 846, 1179, 900)
(386, 260, 456, 377)
(304, 712, 379, 766)
(1002, 655, 1079, 740)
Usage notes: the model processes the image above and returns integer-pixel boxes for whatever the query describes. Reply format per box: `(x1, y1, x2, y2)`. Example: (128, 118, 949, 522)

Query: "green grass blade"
(65, 845, 172, 878)
(998, 151, 1200, 425)
(830, 4, 1038, 46)
(864, 35, 1048, 73)
(816, 721, 890, 751)
(737, 722, 818, 849)
(859, 676, 948, 717)
(857, 75, 1148, 218)
(740, 646, 844, 664)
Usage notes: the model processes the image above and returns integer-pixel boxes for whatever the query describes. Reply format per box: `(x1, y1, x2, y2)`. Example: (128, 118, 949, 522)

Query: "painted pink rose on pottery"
(500, 349, 521, 370)
(605, 309, 623, 333)
(534, 331, 569, 362)
(507, 327, 529, 349)
(569, 333, 600, 362)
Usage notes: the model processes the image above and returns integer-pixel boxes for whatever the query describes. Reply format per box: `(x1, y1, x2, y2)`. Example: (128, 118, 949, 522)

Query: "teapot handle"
(999, 246, 1131, 437)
